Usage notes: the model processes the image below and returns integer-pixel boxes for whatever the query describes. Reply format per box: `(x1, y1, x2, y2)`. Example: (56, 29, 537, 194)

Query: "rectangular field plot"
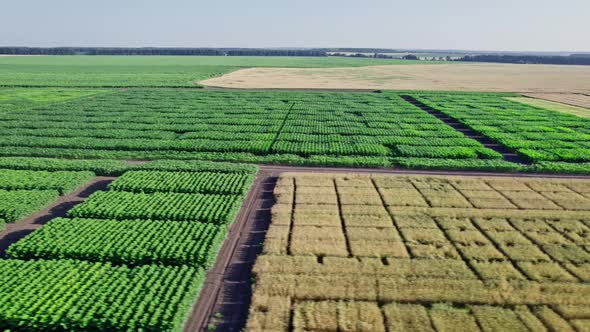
(405, 92, 590, 173)
(1, 162, 258, 331)
(7, 217, 226, 267)
(109, 170, 254, 194)
(0, 168, 95, 229)
(0, 89, 520, 171)
(0, 259, 203, 332)
(246, 172, 590, 331)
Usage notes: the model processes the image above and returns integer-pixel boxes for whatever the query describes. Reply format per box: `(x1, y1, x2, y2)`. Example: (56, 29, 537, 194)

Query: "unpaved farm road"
(0, 176, 116, 257)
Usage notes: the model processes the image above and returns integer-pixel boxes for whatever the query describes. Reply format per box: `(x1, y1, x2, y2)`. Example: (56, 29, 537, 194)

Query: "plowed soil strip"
(184, 170, 277, 332)
(0, 176, 116, 257)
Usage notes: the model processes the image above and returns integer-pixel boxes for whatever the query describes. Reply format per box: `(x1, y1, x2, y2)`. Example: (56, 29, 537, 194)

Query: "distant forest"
(1, 47, 589, 65)
(0, 47, 326, 57)
(456, 54, 590, 65)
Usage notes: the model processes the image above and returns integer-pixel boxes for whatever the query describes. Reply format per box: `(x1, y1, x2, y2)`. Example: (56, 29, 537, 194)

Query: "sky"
(1, 0, 589, 52)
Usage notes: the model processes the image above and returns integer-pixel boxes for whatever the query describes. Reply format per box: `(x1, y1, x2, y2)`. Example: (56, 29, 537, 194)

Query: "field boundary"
(259, 165, 590, 179)
(400, 95, 529, 164)
(0, 176, 115, 257)
(183, 170, 276, 331)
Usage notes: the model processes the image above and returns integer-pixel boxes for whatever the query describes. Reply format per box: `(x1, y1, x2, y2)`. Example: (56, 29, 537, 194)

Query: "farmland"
(508, 97, 590, 119)
(0, 56, 434, 87)
(202, 63, 590, 93)
(0, 161, 257, 331)
(524, 93, 590, 110)
(2, 88, 590, 173)
(0, 169, 94, 229)
(405, 92, 590, 173)
(246, 172, 590, 331)
(0, 55, 588, 332)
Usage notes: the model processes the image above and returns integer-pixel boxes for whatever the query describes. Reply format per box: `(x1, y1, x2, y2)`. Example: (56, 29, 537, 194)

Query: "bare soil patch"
(201, 63, 590, 93)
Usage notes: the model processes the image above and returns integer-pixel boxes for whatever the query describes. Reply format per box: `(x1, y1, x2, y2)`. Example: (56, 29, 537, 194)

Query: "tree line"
(0, 47, 327, 56)
(456, 54, 590, 65)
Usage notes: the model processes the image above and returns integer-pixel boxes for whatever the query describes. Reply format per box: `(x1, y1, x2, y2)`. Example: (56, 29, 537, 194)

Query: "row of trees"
(456, 54, 590, 65)
(0, 47, 327, 57)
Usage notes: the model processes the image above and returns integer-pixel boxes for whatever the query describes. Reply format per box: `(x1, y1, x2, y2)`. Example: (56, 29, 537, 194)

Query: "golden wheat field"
(246, 172, 590, 332)
(202, 63, 590, 94)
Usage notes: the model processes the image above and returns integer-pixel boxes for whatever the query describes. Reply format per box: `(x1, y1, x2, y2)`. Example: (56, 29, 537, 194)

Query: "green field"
(0, 161, 257, 331)
(0, 87, 589, 173)
(407, 92, 590, 173)
(0, 55, 436, 87)
(0, 88, 520, 171)
(0, 88, 107, 111)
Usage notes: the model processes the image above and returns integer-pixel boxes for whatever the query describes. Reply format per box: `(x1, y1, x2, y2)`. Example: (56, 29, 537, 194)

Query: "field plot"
(246, 172, 590, 331)
(0, 88, 527, 172)
(202, 63, 590, 93)
(0, 169, 94, 230)
(0, 56, 430, 88)
(405, 92, 590, 173)
(0, 161, 257, 331)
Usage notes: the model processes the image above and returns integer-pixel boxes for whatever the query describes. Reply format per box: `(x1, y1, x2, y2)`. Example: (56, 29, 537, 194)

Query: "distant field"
(247, 172, 590, 331)
(508, 97, 590, 118)
(524, 93, 590, 110)
(0, 56, 437, 87)
(202, 63, 590, 93)
(1, 88, 589, 174)
(0, 88, 107, 112)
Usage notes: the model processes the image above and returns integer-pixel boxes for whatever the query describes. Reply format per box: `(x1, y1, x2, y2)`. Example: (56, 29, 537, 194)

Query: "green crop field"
(0, 87, 107, 111)
(1, 161, 257, 331)
(0, 56, 435, 87)
(406, 92, 590, 173)
(0, 169, 94, 228)
(0, 88, 588, 173)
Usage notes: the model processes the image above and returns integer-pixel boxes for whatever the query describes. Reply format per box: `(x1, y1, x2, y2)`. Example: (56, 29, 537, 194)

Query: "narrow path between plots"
(184, 170, 277, 332)
(0, 176, 116, 257)
(400, 95, 530, 165)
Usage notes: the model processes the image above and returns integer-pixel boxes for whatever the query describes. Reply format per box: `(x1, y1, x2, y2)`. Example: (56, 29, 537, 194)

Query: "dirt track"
(184, 170, 276, 331)
(201, 63, 590, 93)
(0, 176, 115, 257)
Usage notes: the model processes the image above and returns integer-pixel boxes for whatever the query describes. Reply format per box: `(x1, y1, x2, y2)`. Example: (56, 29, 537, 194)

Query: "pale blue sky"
(1, 0, 588, 52)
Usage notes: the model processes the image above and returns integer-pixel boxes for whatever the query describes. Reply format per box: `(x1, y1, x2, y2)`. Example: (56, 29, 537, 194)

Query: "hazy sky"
(1, 0, 588, 52)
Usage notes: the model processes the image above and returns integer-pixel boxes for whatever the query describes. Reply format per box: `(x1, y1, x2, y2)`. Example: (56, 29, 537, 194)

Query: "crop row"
(0, 89, 506, 168)
(109, 170, 255, 194)
(0, 259, 202, 331)
(0, 169, 94, 194)
(67, 191, 241, 223)
(7, 217, 226, 267)
(0, 163, 258, 330)
(406, 92, 590, 168)
(0, 189, 59, 222)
